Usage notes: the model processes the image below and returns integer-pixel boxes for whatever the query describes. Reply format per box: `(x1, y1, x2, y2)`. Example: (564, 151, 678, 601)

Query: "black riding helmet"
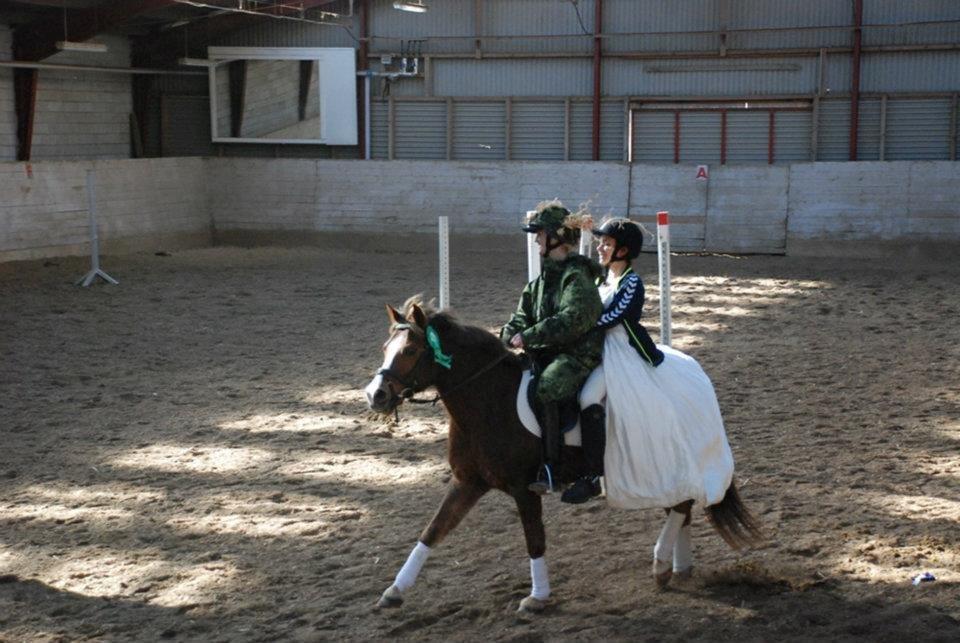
(592, 218, 644, 262)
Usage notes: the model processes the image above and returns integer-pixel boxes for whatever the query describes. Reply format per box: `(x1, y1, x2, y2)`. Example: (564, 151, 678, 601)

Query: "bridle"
(376, 322, 512, 415)
(376, 323, 433, 407)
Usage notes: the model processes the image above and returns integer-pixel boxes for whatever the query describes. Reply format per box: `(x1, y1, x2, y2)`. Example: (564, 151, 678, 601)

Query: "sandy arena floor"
(1, 236, 958, 641)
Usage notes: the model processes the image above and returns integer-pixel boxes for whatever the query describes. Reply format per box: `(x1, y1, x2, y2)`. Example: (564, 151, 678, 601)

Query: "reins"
(405, 351, 511, 406)
(381, 320, 513, 420)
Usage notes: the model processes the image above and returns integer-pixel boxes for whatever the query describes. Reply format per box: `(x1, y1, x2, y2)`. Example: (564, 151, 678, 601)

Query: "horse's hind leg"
(512, 490, 549, 613)
(378, 479, 488, 608)
(652, 500, 693, 588)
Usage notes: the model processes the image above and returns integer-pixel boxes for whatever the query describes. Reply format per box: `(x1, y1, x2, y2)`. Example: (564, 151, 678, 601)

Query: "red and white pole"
(656, 210, 671, 347)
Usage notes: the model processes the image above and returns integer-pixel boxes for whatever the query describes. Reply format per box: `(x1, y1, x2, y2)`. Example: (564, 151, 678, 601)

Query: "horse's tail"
(705, 480, 763, 550)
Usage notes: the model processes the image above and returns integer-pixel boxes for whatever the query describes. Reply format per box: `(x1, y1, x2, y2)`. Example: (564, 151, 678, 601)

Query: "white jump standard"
(76, 170, 118, 288)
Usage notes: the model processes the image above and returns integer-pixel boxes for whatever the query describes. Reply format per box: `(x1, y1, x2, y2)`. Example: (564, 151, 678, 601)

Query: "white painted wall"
(0, 25, 15, 161)
(0, 158, 210, 263)
(1, 158, 957, 263)
(787, 161, 960, 255)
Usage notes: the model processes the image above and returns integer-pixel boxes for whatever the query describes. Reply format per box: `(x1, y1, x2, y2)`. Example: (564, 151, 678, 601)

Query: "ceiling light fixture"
(56, 41, 108, 53)
(177, 57, 212, 67)
(393, 0, 427, 13)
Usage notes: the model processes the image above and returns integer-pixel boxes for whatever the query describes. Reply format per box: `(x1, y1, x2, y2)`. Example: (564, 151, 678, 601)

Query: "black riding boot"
(529, 402, 560, 495)
(561, 404, 605, 504)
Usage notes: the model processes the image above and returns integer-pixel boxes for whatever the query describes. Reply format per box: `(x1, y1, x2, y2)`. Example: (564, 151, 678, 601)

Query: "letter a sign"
(695, 164, 709, 181)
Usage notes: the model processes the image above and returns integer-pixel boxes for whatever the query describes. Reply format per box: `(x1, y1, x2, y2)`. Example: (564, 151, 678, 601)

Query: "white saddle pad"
(516, 369, 582, 447)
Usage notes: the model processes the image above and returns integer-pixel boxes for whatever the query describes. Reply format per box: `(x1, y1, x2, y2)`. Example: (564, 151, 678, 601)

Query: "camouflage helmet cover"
(522, 200, 588, 245)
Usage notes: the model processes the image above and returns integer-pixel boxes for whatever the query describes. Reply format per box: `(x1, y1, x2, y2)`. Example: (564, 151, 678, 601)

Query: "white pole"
(438, 216, 450, 310)
(579, 228, 593, 258)
(76, 170, 118, 287)
(525, 211, 541, 282)
(656, 210, 671, 347)
(364, 72, 371, 160)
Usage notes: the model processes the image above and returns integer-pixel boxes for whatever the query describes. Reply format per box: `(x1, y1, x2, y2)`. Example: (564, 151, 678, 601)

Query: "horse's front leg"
(512, 490, 549, 613)
(378, 478, 488, 608)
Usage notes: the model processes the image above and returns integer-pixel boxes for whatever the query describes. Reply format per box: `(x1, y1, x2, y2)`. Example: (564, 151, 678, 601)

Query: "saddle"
(515, 369, 582, 447)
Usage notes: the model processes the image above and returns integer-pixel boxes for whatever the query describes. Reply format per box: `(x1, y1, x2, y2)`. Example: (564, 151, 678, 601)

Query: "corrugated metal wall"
(725, 111, 765, 163)
(452, 102, 505, 160)
(511, 101, 565, 160)
(75, 0, 956, 163)
(395, 101, 446, 159)
(569, 100, 625, 161)
(886, 98, 952, 161)
(775, 112, 813, 163)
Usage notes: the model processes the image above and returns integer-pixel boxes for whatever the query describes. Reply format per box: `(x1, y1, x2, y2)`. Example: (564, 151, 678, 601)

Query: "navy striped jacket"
(596, 267, 664, 366)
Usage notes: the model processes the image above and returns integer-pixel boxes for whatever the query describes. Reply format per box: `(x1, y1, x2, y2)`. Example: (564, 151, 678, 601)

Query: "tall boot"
(561, 404, 605, 504)
(528, 402, 560, 495)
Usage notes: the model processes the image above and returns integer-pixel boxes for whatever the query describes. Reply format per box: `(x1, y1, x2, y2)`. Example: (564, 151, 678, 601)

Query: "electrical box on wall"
(207, 47, 357, 146)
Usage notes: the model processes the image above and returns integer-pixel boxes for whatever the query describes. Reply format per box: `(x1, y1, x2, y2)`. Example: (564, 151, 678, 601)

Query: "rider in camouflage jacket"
(501, 202, 603, 494)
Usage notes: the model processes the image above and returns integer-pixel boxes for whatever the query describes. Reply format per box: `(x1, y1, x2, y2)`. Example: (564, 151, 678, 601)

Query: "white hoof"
(517, 595, 548, 613)
(377, 585, 404, 608)
(653, 559, 673, 588)
(674, 566, 694, 581)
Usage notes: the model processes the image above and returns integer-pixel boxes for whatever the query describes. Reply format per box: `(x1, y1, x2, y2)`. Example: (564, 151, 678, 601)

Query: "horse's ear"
(408, 303, 428, 329)
(385, 304, 404, 325)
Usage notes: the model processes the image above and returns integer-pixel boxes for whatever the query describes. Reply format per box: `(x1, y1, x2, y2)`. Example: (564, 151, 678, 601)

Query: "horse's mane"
(402, 295, 522, 367)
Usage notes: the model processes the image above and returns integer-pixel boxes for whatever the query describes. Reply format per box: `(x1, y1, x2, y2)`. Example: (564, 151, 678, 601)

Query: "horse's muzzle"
(365, 376, 400, 414)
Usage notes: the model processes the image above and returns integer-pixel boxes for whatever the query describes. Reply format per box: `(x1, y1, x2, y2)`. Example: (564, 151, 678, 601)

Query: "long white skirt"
(586, 326, 735, 510)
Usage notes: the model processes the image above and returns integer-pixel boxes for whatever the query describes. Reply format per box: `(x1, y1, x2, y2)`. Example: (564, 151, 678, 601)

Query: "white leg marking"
(653, 510, 685, 564)
(673, 523, 692, 572)
(394, 541, 431, 592)
(529, 556, 550, 600)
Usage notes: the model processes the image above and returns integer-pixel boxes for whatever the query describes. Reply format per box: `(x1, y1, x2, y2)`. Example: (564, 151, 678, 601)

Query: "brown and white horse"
(364, 299, 761, 612)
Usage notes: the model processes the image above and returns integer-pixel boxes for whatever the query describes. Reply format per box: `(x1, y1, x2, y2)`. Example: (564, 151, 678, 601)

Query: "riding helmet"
(592, 217, 644, 261)
(522, 203, 581, 246)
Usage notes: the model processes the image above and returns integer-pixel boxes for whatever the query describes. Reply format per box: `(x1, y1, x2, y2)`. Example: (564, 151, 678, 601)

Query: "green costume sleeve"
(500, 280, 536, 343)
(521, 266, 601, 349)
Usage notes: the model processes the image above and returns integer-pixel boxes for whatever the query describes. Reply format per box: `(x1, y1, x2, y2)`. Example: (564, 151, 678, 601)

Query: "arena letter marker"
(657, 210, 671, 346)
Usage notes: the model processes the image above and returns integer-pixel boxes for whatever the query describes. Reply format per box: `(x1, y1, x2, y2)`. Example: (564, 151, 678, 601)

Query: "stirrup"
(527, 464, 555, 495)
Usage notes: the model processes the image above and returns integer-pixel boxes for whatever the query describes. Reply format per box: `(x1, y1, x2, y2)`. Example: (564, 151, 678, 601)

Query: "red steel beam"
(591, 0, 603, 160)
(14, 69, 38, 161)
(849, 0, 863, 160)
(14, 0, 178, 62)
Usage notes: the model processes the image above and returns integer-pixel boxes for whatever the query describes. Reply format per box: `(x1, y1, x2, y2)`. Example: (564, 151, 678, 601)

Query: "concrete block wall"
(208, 159, 630, 235)
(30, 35, 133, 160)
(0, 158, 210, 263)
(1, 158, 958, 263)
(209, 159, 958, 258)
(629, 165, 789, 254)
(0, 25, 15, 161)
(787, 161, 960, 256)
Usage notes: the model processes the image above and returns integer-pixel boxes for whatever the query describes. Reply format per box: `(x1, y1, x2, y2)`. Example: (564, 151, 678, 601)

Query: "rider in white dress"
(564, 218, 735, 509)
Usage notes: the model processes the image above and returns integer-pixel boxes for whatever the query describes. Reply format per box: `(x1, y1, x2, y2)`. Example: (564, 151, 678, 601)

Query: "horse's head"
(365, 302, 441, 414)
